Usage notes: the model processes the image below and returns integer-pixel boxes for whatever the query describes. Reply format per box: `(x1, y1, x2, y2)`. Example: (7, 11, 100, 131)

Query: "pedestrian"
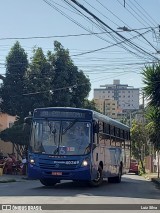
(153, 158, 157, 173)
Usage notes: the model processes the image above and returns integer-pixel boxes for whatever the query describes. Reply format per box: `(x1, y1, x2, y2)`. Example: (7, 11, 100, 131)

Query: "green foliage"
(48, 41, 91, 108)
(0, 41, 28, 119)
(131, 120, 149, 173)
(142, 64, 160, 107)
(25, 47, 52, 111)
(0, 123, 30, 146)
(131, 120, 145, 159)
(142, 63, 160, 151)
(145, 106, 160, 150)
(83, 99, 97, 111)
(0, 40, 92, 146)
(138, 161, 145, 175)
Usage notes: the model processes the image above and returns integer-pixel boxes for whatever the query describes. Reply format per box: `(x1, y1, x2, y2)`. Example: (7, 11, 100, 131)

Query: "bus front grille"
(39, 163, 77, 170)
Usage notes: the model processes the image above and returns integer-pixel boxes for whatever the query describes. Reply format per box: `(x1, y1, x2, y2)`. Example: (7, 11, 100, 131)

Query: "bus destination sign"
(34, 110, 88, 119)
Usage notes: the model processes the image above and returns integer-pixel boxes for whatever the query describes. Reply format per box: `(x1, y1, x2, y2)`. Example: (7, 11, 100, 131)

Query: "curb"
(151, 178, 160, 185)
(0, 179, 17, 183)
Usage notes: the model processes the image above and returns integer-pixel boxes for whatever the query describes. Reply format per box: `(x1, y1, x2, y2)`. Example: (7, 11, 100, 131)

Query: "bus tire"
(114, 167, 122, 183)
(89, 166, 103, 187)
(108, 167, 122, 183)
(40, 179, 59, 186)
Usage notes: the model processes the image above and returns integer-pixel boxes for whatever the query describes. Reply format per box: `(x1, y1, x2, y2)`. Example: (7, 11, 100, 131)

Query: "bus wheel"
(40, 179, 59, 186)
(108, 167, 122, 183)
(89, 166, 103, 186)
(114, 167, 122, 183)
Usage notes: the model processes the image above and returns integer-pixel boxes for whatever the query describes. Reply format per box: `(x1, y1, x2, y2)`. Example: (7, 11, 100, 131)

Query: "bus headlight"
(29, 159, 35, 164)
(81, 159, 89, 167)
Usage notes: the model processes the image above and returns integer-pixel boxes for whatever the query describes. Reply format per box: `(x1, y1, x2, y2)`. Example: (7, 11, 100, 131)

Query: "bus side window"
(120, 129, 124, 139)
(110, 125, 114, 136)
(104, 123, 110, 134)
(93, 122, 99, 133)
(124, 131, 128, 140)
(93, 121, 98, 146)
(98, 121, 103, 133)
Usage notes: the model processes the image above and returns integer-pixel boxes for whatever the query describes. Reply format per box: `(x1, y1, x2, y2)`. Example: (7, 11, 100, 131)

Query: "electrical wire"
(66, 0, 159, 62)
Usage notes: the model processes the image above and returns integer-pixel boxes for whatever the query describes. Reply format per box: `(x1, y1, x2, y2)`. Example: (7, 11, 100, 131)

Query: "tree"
(142, 63, 160, 177)
(0, 74, 5, 81)
(145, 107, 160, 150)
(131, 120, 149, 173)
(48, 41, 91, 108)
(0, 41, 28, 119)
(0, 123, 30, 157)
(0, 41, 93, 151)
(25, 47, 53, 112)
(142, 64, 160, 107)
(83, 99, 97, 111)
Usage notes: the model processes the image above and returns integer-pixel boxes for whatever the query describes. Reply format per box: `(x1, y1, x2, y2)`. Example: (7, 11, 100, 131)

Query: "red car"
(129, 159, 139, 175)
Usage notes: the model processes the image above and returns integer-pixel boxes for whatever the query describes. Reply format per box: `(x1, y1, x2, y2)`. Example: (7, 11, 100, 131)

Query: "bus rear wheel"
(108, 167, 122, 183)
(89, 166, 103, 187)
(40, 179, 59, 186)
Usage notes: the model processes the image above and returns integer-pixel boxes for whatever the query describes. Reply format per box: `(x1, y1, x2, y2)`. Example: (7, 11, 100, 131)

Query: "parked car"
(129, 159, 139, 175)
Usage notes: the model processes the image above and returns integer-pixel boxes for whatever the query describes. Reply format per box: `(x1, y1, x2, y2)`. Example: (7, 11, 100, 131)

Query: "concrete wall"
(0, 113, 16, 155)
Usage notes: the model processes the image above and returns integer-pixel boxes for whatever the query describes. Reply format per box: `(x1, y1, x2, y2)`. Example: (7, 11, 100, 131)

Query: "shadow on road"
(0, 174, 159, 199)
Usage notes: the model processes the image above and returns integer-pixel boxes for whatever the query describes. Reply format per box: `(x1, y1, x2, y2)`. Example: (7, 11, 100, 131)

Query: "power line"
(83, 0, 156, 53)
(116, 0, 147, 27)
(133, 0, 158, 26)
(64, 0, 151, 60)
(0, 31, 117, 41)
(68, 0, 159, 61)
(124, 0, 155, 27)
(43, 0, 159, 62)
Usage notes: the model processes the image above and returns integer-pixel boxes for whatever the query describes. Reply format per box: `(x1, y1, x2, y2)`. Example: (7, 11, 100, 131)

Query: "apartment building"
(94, 79, 139, 118)
(94, 98, 118, 119)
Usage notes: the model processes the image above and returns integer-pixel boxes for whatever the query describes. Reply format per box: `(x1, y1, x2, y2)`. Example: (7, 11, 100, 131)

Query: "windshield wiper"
(62, 119, 78, 135)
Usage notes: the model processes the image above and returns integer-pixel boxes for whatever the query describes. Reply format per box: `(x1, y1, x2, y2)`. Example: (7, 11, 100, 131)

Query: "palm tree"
(145, 107, 160, 177)
(142, 64, 160, 107)
(142, 64, 160, 178)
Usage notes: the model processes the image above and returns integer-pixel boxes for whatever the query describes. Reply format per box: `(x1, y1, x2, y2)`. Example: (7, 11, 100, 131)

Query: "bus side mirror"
(93, 123, 99, 133)
(23, 117, 32, 132)
(24, 117, 32, 125)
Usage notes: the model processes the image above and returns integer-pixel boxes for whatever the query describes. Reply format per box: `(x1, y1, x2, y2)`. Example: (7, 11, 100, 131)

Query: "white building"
(94, 80, 139, 114)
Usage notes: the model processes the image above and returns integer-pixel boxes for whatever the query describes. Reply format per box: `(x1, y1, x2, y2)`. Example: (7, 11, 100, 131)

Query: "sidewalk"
(144, 173, 160, 186)
(0, 174, 28, 183)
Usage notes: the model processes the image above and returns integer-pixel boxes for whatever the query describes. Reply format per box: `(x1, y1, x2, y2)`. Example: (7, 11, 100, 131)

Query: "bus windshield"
(30, 120, 91, 155)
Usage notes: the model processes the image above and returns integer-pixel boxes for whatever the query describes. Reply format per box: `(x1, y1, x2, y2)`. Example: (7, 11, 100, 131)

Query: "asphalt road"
(0, 174, 159, 213)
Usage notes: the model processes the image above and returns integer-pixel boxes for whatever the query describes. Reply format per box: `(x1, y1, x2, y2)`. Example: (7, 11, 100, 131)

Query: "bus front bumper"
(28, 164, 91, 181)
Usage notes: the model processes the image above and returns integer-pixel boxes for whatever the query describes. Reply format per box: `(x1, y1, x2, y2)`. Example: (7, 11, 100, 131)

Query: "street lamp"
(117, 26, 158, 52)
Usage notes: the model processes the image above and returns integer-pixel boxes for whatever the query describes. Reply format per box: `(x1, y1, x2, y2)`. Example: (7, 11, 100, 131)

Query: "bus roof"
(92, 110, 130, 131)
(34, 107, 130, 131)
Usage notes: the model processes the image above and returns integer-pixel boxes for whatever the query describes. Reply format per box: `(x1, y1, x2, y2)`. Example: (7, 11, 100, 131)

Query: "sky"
(0, 0, 160, 102)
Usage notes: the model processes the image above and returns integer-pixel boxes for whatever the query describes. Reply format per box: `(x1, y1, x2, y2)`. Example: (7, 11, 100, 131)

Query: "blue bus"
(26, 107, 130, 186)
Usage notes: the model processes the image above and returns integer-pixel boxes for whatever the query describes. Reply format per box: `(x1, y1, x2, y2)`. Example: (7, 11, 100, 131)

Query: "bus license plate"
(52, 172, 62, 176)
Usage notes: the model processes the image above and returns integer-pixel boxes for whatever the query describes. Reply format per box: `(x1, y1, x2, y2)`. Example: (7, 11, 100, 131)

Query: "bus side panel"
(91, 147, 100, 180)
